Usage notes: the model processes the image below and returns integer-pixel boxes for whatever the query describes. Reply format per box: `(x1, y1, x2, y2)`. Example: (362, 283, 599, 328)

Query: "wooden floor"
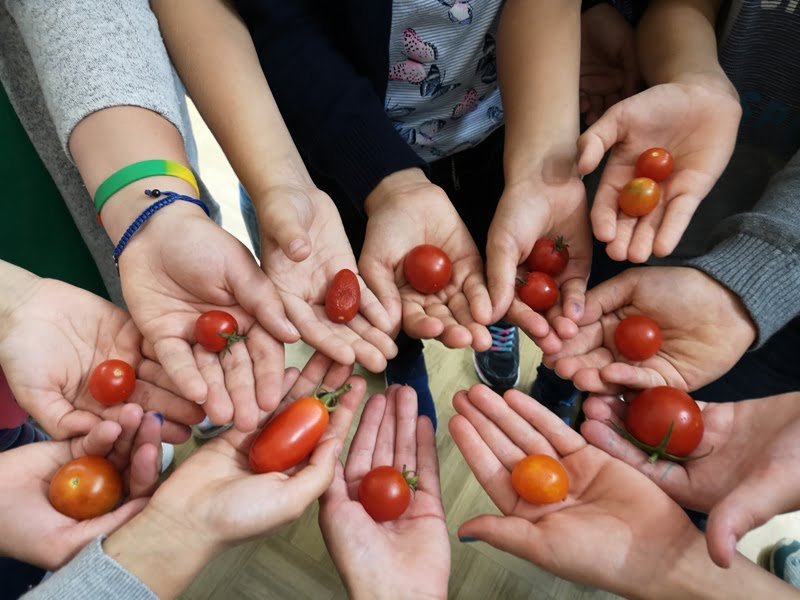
(174, 337, 619, 600)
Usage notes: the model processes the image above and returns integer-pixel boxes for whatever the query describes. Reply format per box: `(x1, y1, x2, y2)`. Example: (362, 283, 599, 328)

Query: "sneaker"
(531, 366, 584, 430)
(472, 320, 520, 391)
(385, 352, 437, 431)
(160, 443, 175, 473)
(192, 416, 234, 440)
(765, 538, 800, 588)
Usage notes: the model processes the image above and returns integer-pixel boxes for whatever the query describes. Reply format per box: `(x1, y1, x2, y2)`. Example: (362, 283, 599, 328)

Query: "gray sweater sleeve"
(4, 0, 188, 158)
(21, 537, 157, 600)
(687, 148, 800, 346)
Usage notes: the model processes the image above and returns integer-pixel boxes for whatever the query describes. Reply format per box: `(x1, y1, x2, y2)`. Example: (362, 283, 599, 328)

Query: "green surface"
(0, 82, 108, 298)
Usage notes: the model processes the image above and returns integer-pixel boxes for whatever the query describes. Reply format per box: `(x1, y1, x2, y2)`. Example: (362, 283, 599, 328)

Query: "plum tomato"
(48, 455, 122, 520)
(403, 244, 452, 294)
(88, 359, 136, 406)
(614, 315, 662, 361)
(624, 386, 704, 462)
(358, 465, 418, 522)
(325, 268, 361, 323)
(517, 271, 558, 312)
(195, 310, 244, 355)
(619, 177, 661, 217)
(249, 383, 351, 473)
(635, 147, 674, 182)
(511, 454, 569, 504)
(526, 236, 569, 277)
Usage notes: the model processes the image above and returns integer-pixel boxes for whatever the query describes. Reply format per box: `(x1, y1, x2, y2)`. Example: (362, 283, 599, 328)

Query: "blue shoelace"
(489, 324, 516, 352)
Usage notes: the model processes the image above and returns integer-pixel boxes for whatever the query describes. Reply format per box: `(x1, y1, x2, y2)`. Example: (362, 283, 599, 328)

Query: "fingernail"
(288, 239, 306, 255)
(458, 536, 479, 543)
(285, 320, 300, 337)
(153, 412, 164, 425)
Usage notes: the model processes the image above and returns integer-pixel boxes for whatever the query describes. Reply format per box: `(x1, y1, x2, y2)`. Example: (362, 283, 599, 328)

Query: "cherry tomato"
(88, 359, 135, 406)
(325, 268, 361, 323)
(625, 386, 703, 461)
(195, 310, 244, 354)
(48, 455, 122, 520)
(511, 454, 569, 504)
(403, 244, 452, 294)
(249, 383, 351, 473)
(526, 236, 569, 277)
(517, 271, 558, 312)
(635, 147, 674, 182)
(619, 177, 661, 217)
(614, 315, 662, 361)
(359, 465, 417, 522)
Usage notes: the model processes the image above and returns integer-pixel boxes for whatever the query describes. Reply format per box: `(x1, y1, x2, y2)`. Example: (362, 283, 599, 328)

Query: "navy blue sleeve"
(233, 0, 428, 211)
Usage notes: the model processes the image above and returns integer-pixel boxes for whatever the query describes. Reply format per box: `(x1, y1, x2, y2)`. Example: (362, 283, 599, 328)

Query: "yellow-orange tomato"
(619, 177, 661, 217)
(511, 454, 569, 504)
(48, 456, 122, 520)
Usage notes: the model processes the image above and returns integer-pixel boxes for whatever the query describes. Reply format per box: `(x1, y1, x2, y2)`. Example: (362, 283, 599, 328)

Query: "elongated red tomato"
(359, 465, 417, 522)
(88, 359, 136, 406)
(48, 456, 122, 520)
(249, 384, 351, 473)
(325, 268, 360, 323)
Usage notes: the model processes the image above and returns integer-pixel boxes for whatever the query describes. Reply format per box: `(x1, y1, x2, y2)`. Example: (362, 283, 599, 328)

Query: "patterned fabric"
(386, 1, 504, 161)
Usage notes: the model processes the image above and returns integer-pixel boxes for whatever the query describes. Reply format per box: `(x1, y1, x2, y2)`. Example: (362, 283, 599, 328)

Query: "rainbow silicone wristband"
(93, 159, 200, 214)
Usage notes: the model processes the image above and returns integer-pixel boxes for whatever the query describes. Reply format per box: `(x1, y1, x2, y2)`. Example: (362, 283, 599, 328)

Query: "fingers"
(134, 360, 206, 425)
(323, 375, 366, 444)
(577, 109, 621, 177)
(153, 337, 207, 404)
(274, 436, 343, 521)
(358, 256, 403, 336)
(221, 337, 259, 433)
(232, 259, 300, 345)
(319, 460, 350, 510)
(256, 194, 312, 262)
(345, 392, 387, 485)
(359, 281, 396, 336)
(401, 297, 446, 341)
(458, 514, 537, 562)
(504, 389, 586, 456)
(505, 299, 551, 340)
(54, 409, 104, 441)
(652, 192, 703, 257)
(245, 326, 286, 415)
(371, 388, 399, 469)
(599, 362, 669, 390)
(74, 497, 149, 545)
(283, 299, 356, 366)
(462, 271, 493, 327)
(105, 404, 145, 470)
(194, 345, 233, 425)
(128, 411, 164, 498)
(485, 228, 521, 324)
(416, 416, 441, 497)
(75, 420, 123, 457)
(393, 386, 419, 473)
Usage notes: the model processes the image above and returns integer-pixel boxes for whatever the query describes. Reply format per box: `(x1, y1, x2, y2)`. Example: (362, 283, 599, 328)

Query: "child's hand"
(579, 74, 741, 263)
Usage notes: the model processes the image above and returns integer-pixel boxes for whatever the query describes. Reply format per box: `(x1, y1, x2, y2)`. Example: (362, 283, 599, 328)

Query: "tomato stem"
(317, 383, 352, 411)
(219, 331, 246, 357)
(401, 464, 419, 491)
(608, 420, 713, 464)
(554, 235, 567, 252)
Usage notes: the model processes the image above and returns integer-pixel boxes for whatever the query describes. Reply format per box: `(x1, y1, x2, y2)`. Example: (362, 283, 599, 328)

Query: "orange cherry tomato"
(88, 359, 136, 406)
(249, 384, 351, 473)
(48, 456, 122, 520)
(635, 147, 674, 182)
(619, 177, 661, 217)
(325, 268, 361, 323)
(511, 454, 569, 504)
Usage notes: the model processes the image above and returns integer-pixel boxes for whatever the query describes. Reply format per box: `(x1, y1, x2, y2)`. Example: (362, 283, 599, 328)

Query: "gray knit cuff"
(21, 537, 157, 600)
(686, 233, 800, 347)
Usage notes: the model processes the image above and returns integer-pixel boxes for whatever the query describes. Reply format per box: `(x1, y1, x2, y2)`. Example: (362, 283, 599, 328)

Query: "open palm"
(319, 386, 449, 599)
(0, 276, 202, 441)
(449, 384, 703, 598)
(359, 182, 492, 351)
(578, 76, 741, 263)
(545, 267, 755, 394)
(259, 185, 397, 374)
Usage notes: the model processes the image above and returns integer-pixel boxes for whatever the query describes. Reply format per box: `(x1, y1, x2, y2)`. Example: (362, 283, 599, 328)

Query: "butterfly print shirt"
(386, 0, 505, 161)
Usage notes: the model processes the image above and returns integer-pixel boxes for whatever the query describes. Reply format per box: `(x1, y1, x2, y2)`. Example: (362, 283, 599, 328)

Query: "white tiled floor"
(187, 103, 800, 571)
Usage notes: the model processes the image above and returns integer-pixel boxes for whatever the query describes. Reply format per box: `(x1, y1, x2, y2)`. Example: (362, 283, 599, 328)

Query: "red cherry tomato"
(619, 177, 661, 217)
(88, 359, 135, 406)
(517, 271, 558, 312)
(48, 455, 122, 520)
(249, 384, 351, 473)
(195, 310, 244, 354)
(635, 147, 674, 182)
(511, 454, 569, 504)
(614, 315, 663, 361)
(403, 244, 452, 294)
(526, 236, 570, 277)
(625, 386, 703, 460)
(358, 465, 416, 522)
(325, 268, 361, 323)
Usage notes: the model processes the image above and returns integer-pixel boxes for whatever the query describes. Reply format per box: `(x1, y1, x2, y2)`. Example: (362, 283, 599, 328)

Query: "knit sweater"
(0, 0, 218, 305)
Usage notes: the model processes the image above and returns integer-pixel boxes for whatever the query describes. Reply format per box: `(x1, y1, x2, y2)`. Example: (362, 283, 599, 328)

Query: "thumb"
(458, 514, 539, 563)
(706, 465, 799, 568)
(584, 268, 638, 317)
(485, 225, 522, 323)
(274, 437, 343, 520)
(256, 190, 313, 262)
(319, 460, 349, 514)
(73, 498, 150, 545)
(577, 105, 623, 176)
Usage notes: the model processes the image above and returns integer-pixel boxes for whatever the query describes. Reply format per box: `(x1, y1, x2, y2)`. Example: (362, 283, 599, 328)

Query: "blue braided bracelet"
(112, 189, 210, 266)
